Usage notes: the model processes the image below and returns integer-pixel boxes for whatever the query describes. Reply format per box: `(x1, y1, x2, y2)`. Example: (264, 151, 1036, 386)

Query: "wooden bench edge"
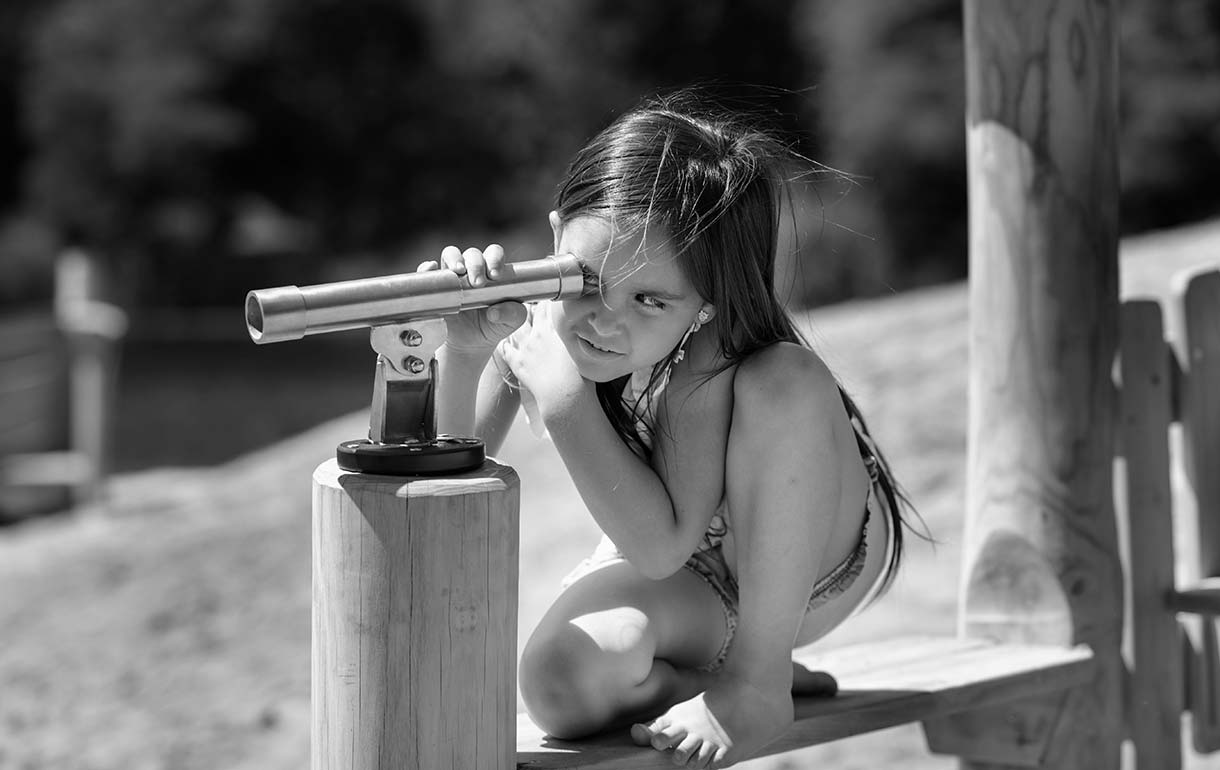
(516, 637, 1095, 770)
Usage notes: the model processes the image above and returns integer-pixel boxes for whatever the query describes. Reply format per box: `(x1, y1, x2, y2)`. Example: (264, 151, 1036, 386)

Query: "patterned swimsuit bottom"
(561, 446, 888, 673)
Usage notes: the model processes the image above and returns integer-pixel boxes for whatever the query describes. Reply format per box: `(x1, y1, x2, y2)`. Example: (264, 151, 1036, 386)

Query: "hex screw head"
(400, 329, 423, 347)
(403, 355, 427, 374)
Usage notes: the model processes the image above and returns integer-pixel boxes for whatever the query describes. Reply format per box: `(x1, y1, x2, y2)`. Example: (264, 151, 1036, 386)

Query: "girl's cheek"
(551, 302, 574, 329)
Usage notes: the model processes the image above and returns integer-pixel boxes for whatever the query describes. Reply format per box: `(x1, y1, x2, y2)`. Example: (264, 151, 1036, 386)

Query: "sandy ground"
(1, 220, 1219, 770)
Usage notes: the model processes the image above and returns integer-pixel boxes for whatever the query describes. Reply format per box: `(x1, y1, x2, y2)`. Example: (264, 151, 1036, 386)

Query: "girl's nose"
(587, 303, 621, 337)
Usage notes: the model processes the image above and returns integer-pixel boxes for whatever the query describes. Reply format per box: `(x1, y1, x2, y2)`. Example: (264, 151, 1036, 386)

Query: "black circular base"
(336, 436, 485, 476)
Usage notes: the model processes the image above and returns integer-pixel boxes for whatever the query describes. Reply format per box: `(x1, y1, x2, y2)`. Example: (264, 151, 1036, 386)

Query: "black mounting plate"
(335, 437, 486, 476)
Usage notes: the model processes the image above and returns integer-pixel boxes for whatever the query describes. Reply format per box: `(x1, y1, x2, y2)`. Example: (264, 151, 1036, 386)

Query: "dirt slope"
(1, 220, 1217, 770)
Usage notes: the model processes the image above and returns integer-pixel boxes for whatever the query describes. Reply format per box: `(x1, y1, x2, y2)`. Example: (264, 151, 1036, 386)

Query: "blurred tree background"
(2, 0, 1219, 312)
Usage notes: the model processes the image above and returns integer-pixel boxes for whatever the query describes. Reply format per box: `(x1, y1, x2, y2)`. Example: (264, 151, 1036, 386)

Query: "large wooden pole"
(958, 1, 1122, 768)
(312, 459, 519, 770)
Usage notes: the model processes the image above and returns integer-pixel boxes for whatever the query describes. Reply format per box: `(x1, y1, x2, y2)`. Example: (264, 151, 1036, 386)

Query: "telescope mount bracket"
(335, 318, 485, 475)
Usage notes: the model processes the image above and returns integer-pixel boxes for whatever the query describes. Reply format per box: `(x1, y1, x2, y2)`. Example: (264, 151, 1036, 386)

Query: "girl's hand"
(417, 244, 527, 355)
(499, 306, 590, 421)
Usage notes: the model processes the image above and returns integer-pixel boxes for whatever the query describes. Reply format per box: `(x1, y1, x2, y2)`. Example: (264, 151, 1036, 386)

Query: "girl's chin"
(572, 359, 631, 383)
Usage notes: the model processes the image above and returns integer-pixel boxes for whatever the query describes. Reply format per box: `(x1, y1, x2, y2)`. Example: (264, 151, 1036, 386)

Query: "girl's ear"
(697, 305, 716, 324)
(548, 211, 563, 254)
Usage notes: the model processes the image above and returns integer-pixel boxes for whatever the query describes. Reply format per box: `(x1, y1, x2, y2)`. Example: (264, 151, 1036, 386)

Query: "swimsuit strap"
(849, 415, 882, 484)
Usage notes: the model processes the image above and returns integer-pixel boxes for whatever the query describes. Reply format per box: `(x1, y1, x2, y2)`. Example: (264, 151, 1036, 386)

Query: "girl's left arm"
(530, 323, 732, 580)
(542, 368, 732, 579)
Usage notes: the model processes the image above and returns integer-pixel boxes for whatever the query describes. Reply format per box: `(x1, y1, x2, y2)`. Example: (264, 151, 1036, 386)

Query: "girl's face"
(549, 213, 713, 382)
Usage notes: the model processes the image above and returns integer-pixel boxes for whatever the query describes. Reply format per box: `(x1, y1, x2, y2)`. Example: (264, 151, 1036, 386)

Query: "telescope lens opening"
(245, 293, 265, 339)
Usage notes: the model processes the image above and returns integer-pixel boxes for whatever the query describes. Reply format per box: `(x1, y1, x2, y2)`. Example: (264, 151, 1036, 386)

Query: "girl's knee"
(520, 611, 655, 738)
(520, 637, 599, 738)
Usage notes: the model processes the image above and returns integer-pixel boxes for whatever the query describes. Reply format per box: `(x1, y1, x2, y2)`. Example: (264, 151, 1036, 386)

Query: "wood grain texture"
(515, 637, 1093, 769)
(1118, 301, 1183, 770)
(312, 458, 520, 770)
(960, 0, 1123, 767)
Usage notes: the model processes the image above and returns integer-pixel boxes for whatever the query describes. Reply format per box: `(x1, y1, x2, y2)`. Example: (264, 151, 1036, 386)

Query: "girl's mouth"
(576, 334, 623, 357)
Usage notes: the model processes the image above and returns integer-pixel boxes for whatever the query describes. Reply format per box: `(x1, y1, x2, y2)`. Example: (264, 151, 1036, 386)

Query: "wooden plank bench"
(516, 638, 1094, 769)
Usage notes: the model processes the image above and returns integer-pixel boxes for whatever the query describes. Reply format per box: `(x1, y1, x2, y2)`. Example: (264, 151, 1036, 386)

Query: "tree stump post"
(938, 1, 1125, 767)
(311, 458, 519, 770)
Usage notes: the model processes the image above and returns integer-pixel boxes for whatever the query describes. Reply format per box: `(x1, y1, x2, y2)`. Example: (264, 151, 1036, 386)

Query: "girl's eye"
(580, 265, 600, 296)
(637, 294, 666, 310)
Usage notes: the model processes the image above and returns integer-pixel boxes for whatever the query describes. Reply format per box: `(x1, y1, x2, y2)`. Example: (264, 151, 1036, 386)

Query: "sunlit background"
(2, 2, 1219, 768)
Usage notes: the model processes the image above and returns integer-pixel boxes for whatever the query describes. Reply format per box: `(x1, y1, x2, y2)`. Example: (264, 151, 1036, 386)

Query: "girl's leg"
(519, 559, 729, 739)
(633, 352, 869, 767)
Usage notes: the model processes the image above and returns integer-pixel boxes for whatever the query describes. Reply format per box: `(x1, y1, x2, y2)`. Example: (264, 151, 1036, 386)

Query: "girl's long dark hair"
(555, 89, 921, 595)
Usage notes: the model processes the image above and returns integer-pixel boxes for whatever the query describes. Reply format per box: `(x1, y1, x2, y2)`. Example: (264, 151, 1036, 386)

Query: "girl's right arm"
(425, 244, 527, 456)
(436, 342, 520, 456)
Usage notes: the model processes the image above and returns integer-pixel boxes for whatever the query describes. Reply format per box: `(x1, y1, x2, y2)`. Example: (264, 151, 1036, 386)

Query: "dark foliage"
(1, 0, 1218, 310)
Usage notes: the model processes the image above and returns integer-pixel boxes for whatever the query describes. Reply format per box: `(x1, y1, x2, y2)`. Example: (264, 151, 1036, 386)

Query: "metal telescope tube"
(246, 254, 584, 344)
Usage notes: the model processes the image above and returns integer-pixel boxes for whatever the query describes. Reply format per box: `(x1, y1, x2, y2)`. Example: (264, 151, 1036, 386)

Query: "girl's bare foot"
(630, 677, 793, 768)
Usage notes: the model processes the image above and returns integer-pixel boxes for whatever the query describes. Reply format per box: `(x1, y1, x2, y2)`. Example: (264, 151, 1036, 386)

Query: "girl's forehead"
(559, 217, 678, 270)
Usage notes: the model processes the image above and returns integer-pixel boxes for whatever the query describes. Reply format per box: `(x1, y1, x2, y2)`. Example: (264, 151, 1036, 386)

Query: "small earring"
(672, 310, 709, 364)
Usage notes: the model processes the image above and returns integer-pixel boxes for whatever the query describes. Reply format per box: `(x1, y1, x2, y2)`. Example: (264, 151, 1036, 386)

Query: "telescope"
(246, 254, 584, 475)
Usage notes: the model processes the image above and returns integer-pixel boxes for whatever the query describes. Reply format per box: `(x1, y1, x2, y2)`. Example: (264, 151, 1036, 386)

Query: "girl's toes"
(672, 735, 703, 766)
(651, 726, 685, 752)
(631, 716, 685, 752)
(630, 723, 651, 746)
(692, 741, 718, 769)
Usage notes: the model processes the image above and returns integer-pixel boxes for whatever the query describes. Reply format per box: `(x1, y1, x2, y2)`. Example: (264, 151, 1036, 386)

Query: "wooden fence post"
(949, 1, 1124, 767)
(311, 458, 519, 770)
(55, 247, 127, 505)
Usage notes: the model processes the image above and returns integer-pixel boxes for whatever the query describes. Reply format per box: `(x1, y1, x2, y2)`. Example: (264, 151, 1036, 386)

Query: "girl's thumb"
(487, 302, 527, 331)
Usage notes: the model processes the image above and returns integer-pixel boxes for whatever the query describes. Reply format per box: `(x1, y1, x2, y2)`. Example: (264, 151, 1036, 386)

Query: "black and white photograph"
(1, 2, 1218, 768)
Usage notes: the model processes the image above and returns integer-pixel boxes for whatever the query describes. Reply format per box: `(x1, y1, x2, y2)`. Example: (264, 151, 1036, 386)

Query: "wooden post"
(55, 248, 127, 505)
(312, 458, 519, 770)
(1174, 268, 1220, 753)
(953, 1, 1124, 768)
(1119, 301, 1183, 770)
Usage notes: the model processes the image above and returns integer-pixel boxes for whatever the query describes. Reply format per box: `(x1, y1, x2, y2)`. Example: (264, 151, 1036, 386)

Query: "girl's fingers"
(462, 247, 488, 286)
(486, 301, 527, 332)
(436, 243, 506, 284)
(440, 245, 464, 274)
(416, 260, 439, 272)
(484, 243, 505, 280)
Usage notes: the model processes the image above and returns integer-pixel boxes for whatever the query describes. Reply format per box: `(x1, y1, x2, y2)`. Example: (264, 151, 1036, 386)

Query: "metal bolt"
(403, 355, 427, 374)
(400, 329, 423, 347)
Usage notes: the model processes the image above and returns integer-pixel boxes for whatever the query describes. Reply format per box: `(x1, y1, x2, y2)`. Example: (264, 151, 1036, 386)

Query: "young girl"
(424, 91, 914, 769)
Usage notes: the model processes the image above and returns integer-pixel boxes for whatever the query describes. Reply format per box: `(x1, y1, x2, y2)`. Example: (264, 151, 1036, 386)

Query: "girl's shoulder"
(735, 341, 836, 396)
